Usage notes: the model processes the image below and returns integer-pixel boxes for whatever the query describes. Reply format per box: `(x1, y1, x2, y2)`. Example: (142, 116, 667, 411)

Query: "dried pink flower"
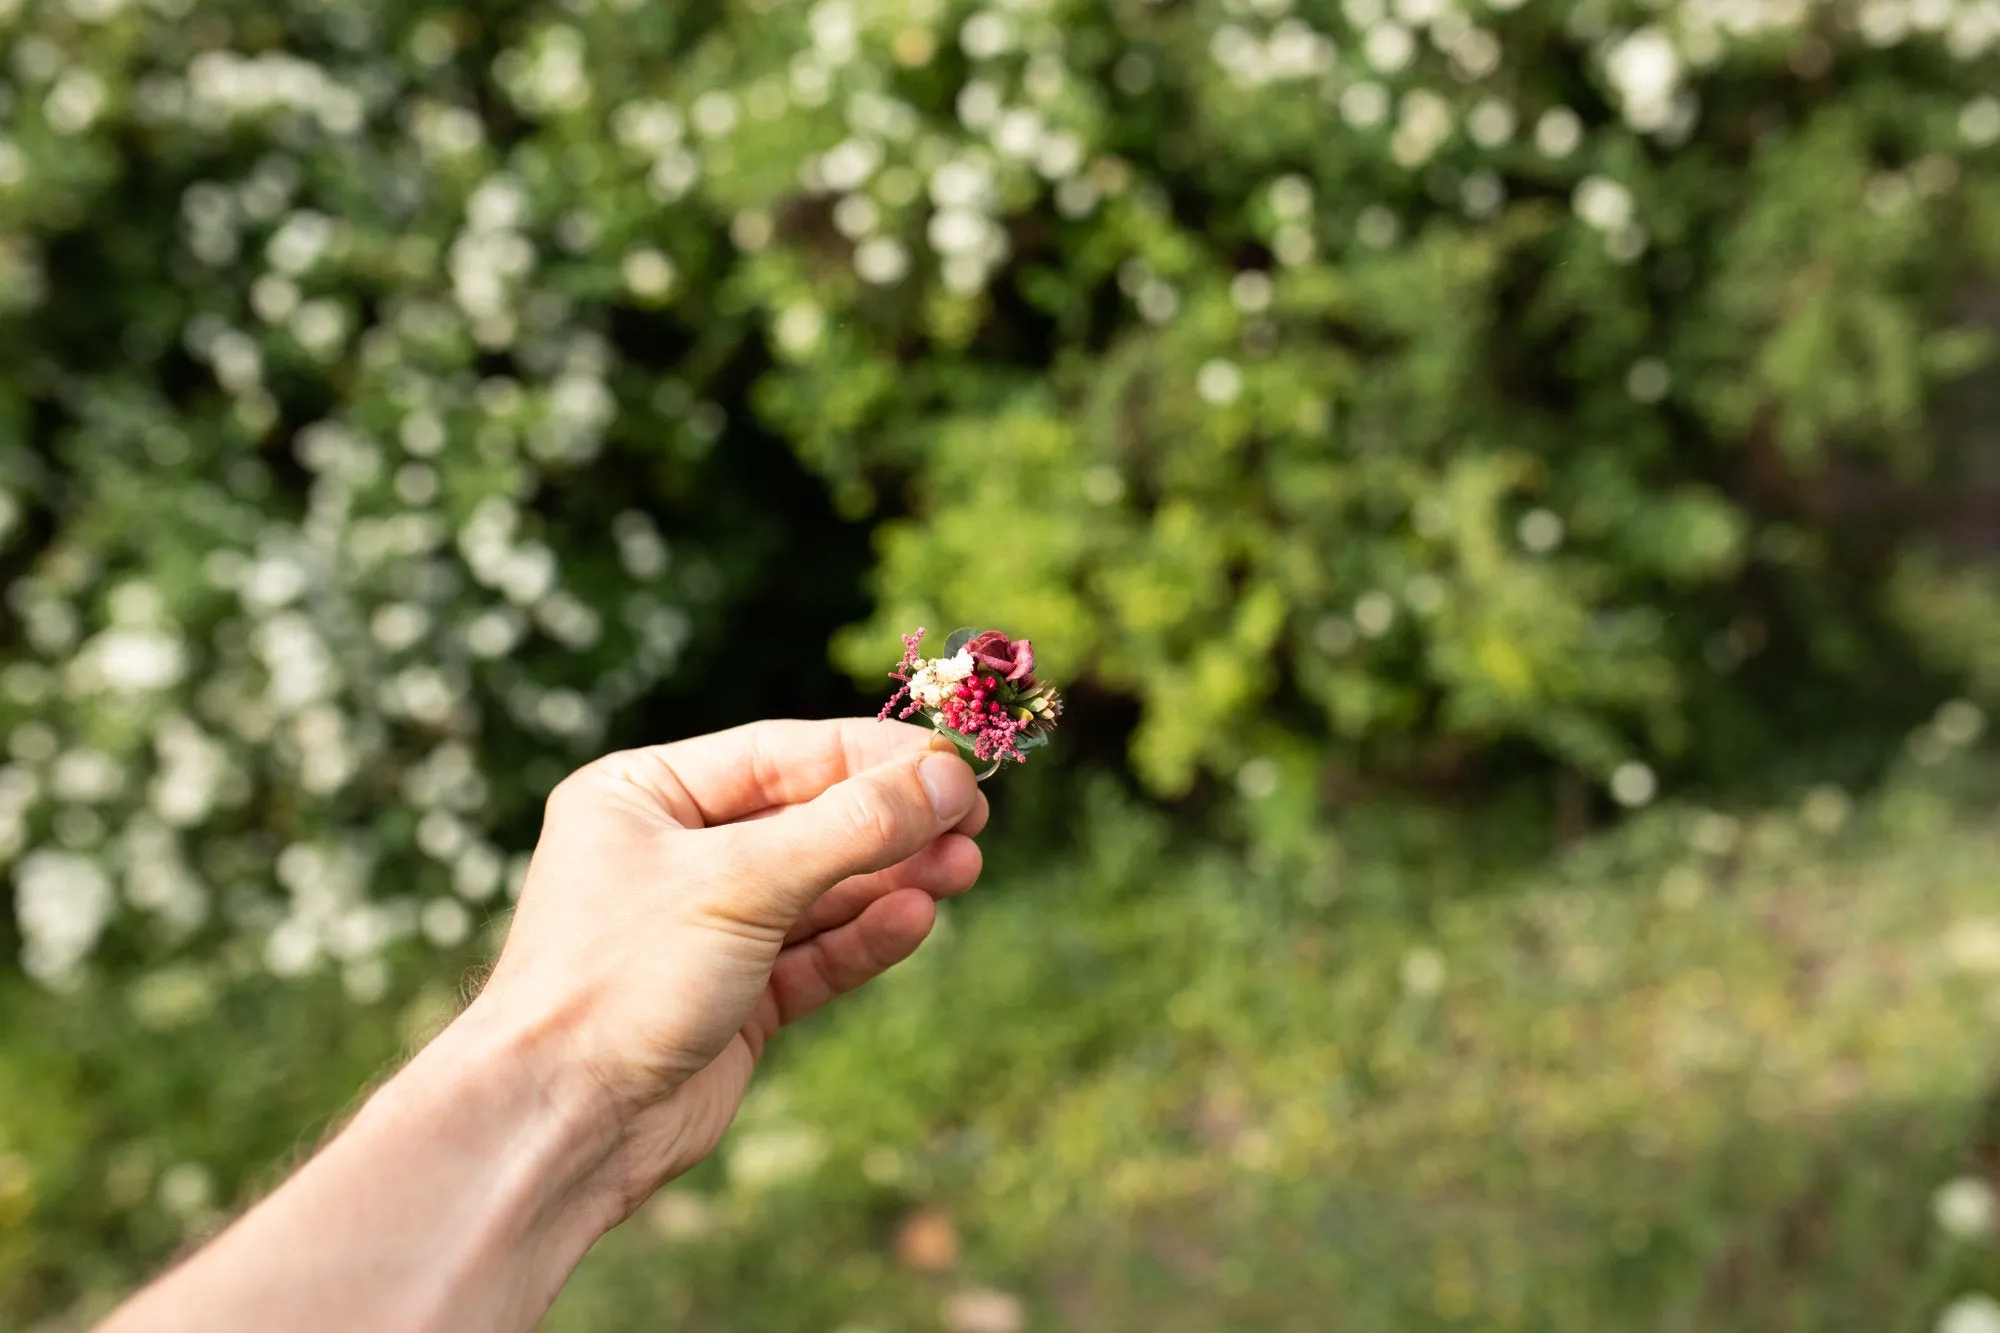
(875, 627, 929, 722)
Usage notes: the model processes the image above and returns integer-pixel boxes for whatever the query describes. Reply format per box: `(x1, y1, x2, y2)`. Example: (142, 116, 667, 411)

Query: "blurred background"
(5, 0, 2000, 1328)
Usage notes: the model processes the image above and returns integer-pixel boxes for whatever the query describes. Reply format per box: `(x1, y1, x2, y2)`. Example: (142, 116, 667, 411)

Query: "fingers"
(581, 719, 944, 829)
(783, 832, 982, 945)
(702, 749, 979, 931)
(952, 787, 991, 838)
(728, 785, 988, 838)
(767, 888, 937, 1027)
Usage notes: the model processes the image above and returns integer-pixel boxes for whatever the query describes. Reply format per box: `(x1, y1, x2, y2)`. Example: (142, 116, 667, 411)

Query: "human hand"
(94, 717, 986, 1333)
(464, 717, 986, 1223)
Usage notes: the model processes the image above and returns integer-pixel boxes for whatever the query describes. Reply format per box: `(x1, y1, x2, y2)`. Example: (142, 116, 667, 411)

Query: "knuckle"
(542, 770, 592, 820)
(840, 777, 909, 852)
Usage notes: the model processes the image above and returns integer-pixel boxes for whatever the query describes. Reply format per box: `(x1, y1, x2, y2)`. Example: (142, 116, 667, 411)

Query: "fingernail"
(919, 751, 976, 818)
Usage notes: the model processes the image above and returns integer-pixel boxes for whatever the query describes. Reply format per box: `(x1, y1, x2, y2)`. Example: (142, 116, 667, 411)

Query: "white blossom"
(1627, 358, 1672, 403)
(996, 109, 1048, 160)
(957, 80, 1002, 130)
(44, 68, 107, 134)
(622, 248, 677, 300)
(1963, 96, 2000, 147)
(930, 160, 994, 210)
(74, 626, 188, 695)
(691, 90, 738, 137)
(1197, 359, 1244, 406)
(1611, 761, 1658, 808)
(1604, 27, 1681, 132)
(811, 0, 859, 61)
(1354, 591, 1396, 637)
(1467, 97, 1516, 147)
(1936, 1178, 1998, 1240)
(1573, 176, 1635, 232)
(1939, 1295, 2000, 1333)
(1340, 82, 1390, 129)
(961, 12, 1014, 60)
(51, 749, 123, 803)
(1231, 270, 1274, 313)
(1364, 21, 1416, 72)
(612, 99, 684, 154)
(774, 302, 826, 356)
(150, 715, 229, 827)
(17, 849, 115, 985)
(728, 1125, 828, 1190)
(1518, 507, 1565, 552)
(1535, 106, 1584, 157)
(1269, 174, 1314, 220)
(420, 896, 473, 947)
(833, 193, 880, 238)
(855, 237, 910, 284)
(821, 137, 883, 191)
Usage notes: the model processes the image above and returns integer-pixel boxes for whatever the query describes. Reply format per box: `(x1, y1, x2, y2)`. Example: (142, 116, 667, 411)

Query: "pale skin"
(95, 717, 989, 1333)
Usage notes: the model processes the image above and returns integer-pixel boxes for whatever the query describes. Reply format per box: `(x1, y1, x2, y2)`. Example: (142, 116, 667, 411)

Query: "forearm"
(99, 1004, 620, 1333)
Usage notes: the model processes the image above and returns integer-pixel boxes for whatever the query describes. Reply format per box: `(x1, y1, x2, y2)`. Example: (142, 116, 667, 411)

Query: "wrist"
(355, 996, 629, 1313)
(103, 991, 633, 1333)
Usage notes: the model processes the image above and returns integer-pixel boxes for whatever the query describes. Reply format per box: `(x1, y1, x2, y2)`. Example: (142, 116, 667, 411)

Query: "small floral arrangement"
(878, 627, 1062, 778)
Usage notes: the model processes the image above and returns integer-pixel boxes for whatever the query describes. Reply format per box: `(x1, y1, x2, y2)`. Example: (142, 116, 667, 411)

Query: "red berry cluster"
(941, 674, 1005, 733)
(941, 673, 1033, 764)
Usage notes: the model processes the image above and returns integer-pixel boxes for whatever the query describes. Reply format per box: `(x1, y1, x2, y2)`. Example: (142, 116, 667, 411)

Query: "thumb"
(705, 744, 979, 929)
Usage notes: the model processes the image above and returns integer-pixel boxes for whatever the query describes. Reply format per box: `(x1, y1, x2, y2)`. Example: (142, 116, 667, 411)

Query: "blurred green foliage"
(5, 0, 2000, 1325)
(11, 754, 2000, 1329)
(1, 0, 1998, 981)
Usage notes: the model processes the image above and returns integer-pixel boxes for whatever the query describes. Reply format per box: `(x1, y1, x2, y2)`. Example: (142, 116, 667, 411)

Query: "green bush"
(787, 1, 2000, 795)
(0, 0, 879, 996)
(3, 0, 2000, 1145)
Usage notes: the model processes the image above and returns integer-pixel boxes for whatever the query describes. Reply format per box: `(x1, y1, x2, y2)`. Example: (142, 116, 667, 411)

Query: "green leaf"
(932, 723, 980, 755)
(942, 627, 980, 655)
(1013, 731, 1051, 752)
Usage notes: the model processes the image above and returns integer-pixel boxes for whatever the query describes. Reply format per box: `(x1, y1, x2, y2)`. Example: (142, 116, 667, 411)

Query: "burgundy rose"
(965, 630, 1035, 682)
(879, 623, 1061, 776)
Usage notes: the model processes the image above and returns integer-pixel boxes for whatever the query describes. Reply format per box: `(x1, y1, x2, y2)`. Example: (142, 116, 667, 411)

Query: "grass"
(552, 767, 2000, 1331)
(8, 758, 2000, 1331)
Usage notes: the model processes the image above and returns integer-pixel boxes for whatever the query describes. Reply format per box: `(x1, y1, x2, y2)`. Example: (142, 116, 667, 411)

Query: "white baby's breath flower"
(908, 649, 977, 707)
(907, 662, 946, 708)
(936, 649, 975, 683)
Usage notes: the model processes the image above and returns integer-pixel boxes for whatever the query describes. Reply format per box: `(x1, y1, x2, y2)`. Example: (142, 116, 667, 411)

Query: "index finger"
(583, 717, 944, 829)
